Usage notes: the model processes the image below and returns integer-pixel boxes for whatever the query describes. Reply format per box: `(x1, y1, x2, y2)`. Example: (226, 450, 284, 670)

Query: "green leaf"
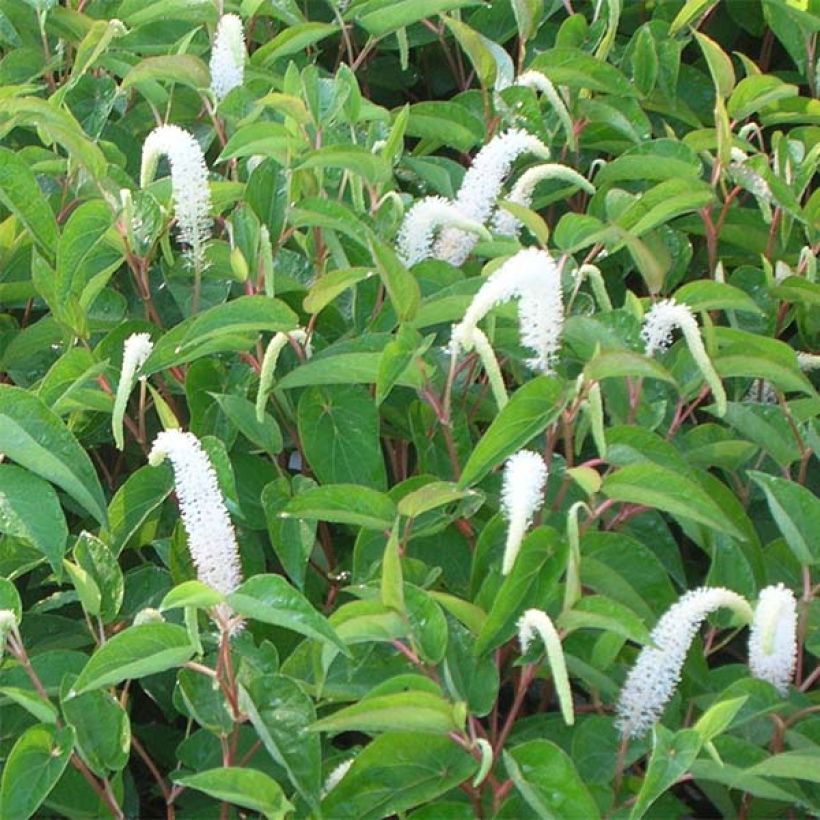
(63, 559, 102, 617)
(694, 31, 735, 98)
(404, 101, 485, 152)
(381, 523, 404, 613)
(320, 732, 477, 819)
(376, 325, 425, 406)
(558, 595, 651, 645)
(669, 0, 719, 34)
(172, 768, 294, 820)
(0, 687, 58, 724)
(746, 751, 820, 783)
(584, 350, 676, 383)
(122, 55, 210, 90)
(674, 281, 764, 314)
(530, 48, 637, 96)
(297, 385, 388, 489)
(227, 574, 348, 655)
(72, 624, 195, 694)
(0, 724, 75, 820)
(311, 691, 464, 736)
(503, 740, 600, 820)
(159, 580, 224, 611)
(511, 0, 544, 41)
(602, 464, 746, 540)
(748, 471, 820, 565)
(630, 727, 702, 819)
(459, 377, 566, 488)
(251, 22, 338, 66)
(444, 17, 497, 89)
(238, 675, 321, 809)
(350, 0, 478, 36)
(211, 393, 282, 455)
(370, 237, 421, 322)
(303, 267, 375, 314)
(728, 75, 799, 120)
(0, 465, 67, 577)
(278, 352, 422, 390)
(397, 481, 480, 518)
(693, 696, 748, 744)
(281, 484, 397, 529)
(0, 147, 58, 262)
(74, 532, 123, 622)
(297, 145, 391, 186)
(0, 386, 107, 525)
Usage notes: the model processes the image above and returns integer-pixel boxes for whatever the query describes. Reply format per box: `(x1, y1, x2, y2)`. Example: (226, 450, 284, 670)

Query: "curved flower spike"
(148, 430, 242, 600)
(112, 333, 153, 451)
(451, 247, 564, 374)
(518, 608, 574, 725)
(210, 14, 245, 101)
(397, 196, 490, 266)
(500, 450, 548, 575)
(749, 583, 797, 695)
(493, 163, 595, 237)
(616, 586, 753, 738)
(515, 71, 575, 150)
(141, 125, 212, 273)
(641, 298, 727, 417)
(256, 329, 312, 422)
(434, 129, 550, 266)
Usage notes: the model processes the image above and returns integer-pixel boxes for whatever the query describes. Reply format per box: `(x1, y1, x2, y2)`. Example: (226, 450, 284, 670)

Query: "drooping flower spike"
(148, 430, 242, 605)
(517, 608, 574, 725)
(140, 125, 212, 273)
(256, 329, 312, 422)
(396, 196, 489, 267)
(616, 587, 753, 738)
(112, 333, 153, 451)
(451, 247, 564, 374)
(515, 70, 575, 150)
(748, 583, 797, 695)
(493, 163, 595, 237)
(641, 298, 727, 417)
(499, 450, 548, 575)
(210, 14, 246, 101)
(433, 129, 550, 265)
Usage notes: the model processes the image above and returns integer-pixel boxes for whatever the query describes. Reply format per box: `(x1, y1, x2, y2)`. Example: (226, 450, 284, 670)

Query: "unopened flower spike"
(397, 196, 490, 266)
(210, 14, 245, 101)
(748, 583, 796, 695)
(321, 759, 355, 798)
(256, 329, 312, 422)
(616, 586, 753, 738)
(451, 247, 564, 374)
(499, 450, 548, 575)
(493, 164, 595, 237)
(518, 609, 574, 725)
(641, 298, 727, 417)
(515, 71, 575, 150)
(112, 333, 153, 451)
(141, 124, 212, 274)
(434, 129, 550, 266)
(148, 430, 242, 612)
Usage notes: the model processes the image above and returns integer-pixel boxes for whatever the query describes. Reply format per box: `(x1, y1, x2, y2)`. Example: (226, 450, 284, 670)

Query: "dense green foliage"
(0, 0, 818, 817)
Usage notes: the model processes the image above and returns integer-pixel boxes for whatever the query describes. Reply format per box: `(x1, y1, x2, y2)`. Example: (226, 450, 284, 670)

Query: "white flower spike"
(500, 450, 548, 575)
(641, 298, 727, 417)
(493, 163, 595, 237)
(112, 333, 153, 451)
(517, 608, 574, 725)
(616, 586, 753, 738)
(210, 14, 245, 101)
(749, 583, 797, 695)
(397, 196, 489, 266)
(148, 430, 242, 600)
(256, 329, 312, 422)
(141, 125, 212, 272)
(434, 129, 550, 265)
(452, 247, 564, 374)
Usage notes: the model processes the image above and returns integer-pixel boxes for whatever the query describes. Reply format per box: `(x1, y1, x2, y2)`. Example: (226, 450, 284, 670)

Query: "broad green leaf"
(228, 574, 348, 655)
(693, 696, 748, 743)
(511, 0, 544, 40)
(602, 464, 746, 540)
(278, 352, 422, 390)
(173, 768, 294, 820)
(397, 481, 480, 518)
(123, 55, 209, 91)
(303, 267, 375, 314)
(404, 101, 485, 152)
(728, 75, 799, 119)
(252, 23, 337, 66)
(0, 687, 57, 724)
(503, 740, 600, 820)
(0, 147, 58, 261)
(584, 350, 676, 383)
(311, 691, 464, 735)
(748, 471, 820, 564)
(0, 577, 22, 622)
(381, 523, 404, 614)
(694, 32, 735, 97)
(350, 0, 478, 36)
(669, 0, 719, 34)
(747, 751, 820, 783)
(320, 732, 477, 819)
(530, 48, 637, 96)
(0, 724, 75, 820)
(370, 237, 421, 322)
(297, 145, 391, 186)
(74, 532, 123, 622)
(281, 484, 397, 529)
(0, 386, 107, 525)
(211, 393, 282, 455)
(459, 377, 566, 488)
(376, 325, 426, 405)
(159, 580, 224, 612)
(72, 624, 195, 694)
(0, 465, 67, 576)
(558, 595, 651, 645)
(674, 281, 764, 314)
(444, 17, 497, 89)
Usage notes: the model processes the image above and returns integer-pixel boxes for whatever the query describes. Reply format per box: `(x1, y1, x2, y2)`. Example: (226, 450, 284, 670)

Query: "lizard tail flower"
(500, 450, 548, 575)
(321, 759, 355, 798)
(748, 583, 797, 695)
(451, 247, 564, 373)
(434, 129, 550, 265)
(397, 196, 489, 266)
(112, 333, 153, 451)
(515, 70, 575, 150)
(493, 163, 595, 237)
(641, 298, 727, 417)
(518, 608, 574, 725)
(616, 587, 753, 738)
(256, 329, 311, 422)
(148, 430, 242, 600)
(210, 14, 245, 101)
(141, 125, 212, 271)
